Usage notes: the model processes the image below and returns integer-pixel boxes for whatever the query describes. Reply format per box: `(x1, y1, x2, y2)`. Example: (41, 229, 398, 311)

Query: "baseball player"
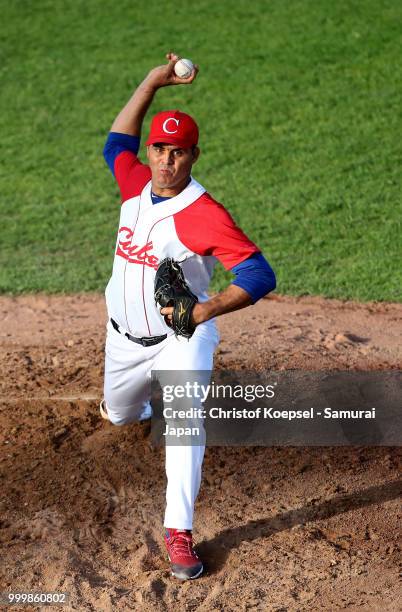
(101, 52, 276, 580)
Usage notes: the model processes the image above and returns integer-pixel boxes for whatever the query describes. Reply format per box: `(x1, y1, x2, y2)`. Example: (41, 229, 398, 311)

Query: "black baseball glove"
(154, 258, 198, 339)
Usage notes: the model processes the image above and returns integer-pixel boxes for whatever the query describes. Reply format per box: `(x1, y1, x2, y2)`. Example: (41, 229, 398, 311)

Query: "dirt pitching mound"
(0, 294, 401, 611)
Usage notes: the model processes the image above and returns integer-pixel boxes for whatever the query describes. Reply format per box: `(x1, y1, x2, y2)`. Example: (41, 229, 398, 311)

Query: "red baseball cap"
(146, 110, 199, 148)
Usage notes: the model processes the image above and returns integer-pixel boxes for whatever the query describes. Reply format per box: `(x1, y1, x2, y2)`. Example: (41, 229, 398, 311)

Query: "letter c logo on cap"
(162, 118, 179, 134)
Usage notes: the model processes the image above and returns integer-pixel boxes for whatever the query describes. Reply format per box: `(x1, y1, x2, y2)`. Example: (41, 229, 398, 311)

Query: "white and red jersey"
(105, 152, 260, 337)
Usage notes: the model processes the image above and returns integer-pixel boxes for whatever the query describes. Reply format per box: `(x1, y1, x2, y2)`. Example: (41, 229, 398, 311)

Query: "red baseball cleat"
(164, 528, 204, 580)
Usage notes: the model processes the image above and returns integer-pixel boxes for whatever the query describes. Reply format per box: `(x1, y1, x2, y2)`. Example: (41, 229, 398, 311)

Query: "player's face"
(147, 143, 200, 195)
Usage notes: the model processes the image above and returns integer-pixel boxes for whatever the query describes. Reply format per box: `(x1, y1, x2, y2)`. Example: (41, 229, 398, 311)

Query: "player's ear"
(191, 146, 200, 163)
(146, 146, 150, 160)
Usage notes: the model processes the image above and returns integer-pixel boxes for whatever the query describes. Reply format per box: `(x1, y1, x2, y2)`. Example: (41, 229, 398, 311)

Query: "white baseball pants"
(103, 319, 219, 530)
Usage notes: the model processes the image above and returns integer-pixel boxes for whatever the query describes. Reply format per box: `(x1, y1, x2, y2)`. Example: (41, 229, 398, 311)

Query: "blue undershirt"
(151, 191, 171, 205)
(103, 132, 276, 303)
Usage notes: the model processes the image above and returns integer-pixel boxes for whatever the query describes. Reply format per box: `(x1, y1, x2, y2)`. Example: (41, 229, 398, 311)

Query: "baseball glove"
(154, 258, 198, 339)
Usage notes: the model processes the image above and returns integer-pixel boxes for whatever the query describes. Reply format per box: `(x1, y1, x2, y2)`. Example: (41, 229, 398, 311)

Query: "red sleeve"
(114, 151, 152, 203)
(174, 193, 260, 269)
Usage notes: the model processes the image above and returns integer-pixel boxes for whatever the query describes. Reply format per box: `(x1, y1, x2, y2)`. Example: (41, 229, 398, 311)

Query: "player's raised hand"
(145, 52, 199, 89)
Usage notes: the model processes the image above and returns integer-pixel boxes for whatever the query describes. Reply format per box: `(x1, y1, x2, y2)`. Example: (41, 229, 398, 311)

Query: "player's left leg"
(153, 320, 219, 579)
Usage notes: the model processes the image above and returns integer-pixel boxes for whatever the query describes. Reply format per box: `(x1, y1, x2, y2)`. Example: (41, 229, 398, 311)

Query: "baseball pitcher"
(101, 52, 276, 580)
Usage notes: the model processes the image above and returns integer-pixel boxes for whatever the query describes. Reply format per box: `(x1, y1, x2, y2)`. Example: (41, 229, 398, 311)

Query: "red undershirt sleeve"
(114, 152, 152, 203)
(103, 132, 151, 203)
(174, 194, 260, 269)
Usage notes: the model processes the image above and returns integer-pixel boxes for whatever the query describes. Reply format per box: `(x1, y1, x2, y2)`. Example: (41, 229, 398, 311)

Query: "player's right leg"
(103, 320, 158, 426)
(99, 398, 152, 422)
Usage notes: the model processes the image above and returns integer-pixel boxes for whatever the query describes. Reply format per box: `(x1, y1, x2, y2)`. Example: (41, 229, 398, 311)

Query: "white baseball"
(174, 58, 194, 79)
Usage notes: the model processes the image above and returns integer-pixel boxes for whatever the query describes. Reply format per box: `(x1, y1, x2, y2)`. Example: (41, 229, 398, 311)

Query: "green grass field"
(1, 0, 401, 300)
